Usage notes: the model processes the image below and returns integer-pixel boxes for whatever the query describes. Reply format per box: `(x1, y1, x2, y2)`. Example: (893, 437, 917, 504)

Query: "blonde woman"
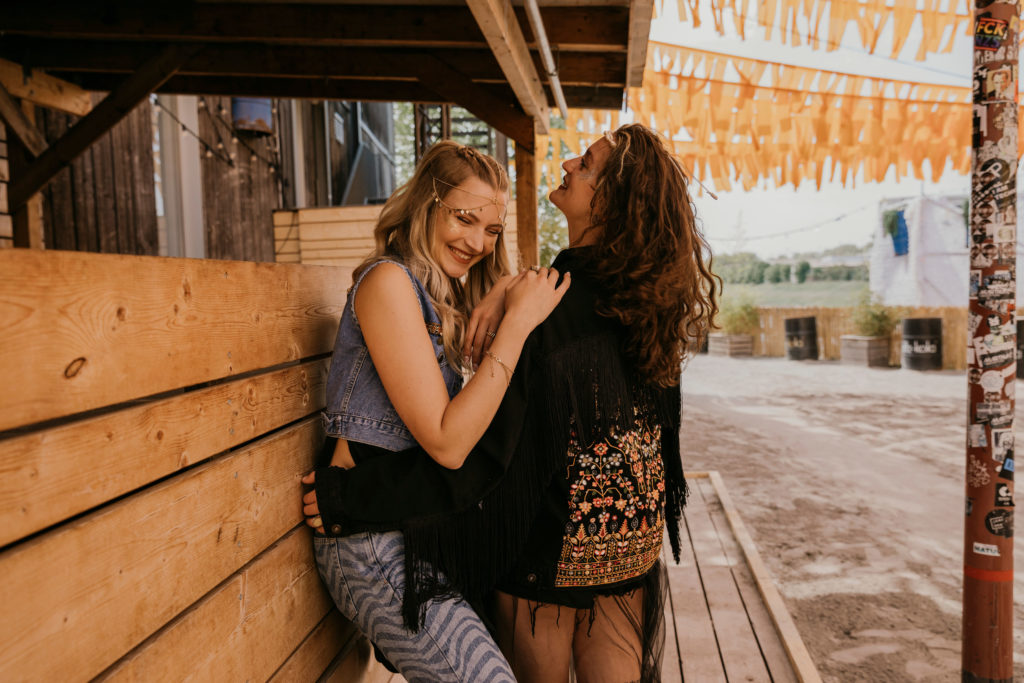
(302, 141, 569, 682)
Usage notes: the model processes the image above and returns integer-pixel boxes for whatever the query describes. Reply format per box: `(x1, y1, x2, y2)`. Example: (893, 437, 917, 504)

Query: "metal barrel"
(784, 316, 818, 360)
(901, 318, 942, 370)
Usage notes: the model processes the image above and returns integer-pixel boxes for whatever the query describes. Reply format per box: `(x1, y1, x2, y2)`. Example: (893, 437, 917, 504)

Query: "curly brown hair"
(588, 124, 720, 387)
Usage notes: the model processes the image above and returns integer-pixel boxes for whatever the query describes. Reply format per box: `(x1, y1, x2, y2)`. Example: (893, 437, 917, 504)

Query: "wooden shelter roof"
(0, 0, 653, 150)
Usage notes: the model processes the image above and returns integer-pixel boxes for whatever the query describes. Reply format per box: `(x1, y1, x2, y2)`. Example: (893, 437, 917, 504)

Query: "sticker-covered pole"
(965, 0, 1017, 678)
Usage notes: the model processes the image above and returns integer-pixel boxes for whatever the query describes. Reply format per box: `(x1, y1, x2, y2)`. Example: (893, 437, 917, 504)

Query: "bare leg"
(571, 590, 644, 683)
(493, 590, 574, 683)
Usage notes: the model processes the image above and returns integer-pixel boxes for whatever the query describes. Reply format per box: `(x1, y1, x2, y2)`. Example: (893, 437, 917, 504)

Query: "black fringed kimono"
(314, 246, 687, 682)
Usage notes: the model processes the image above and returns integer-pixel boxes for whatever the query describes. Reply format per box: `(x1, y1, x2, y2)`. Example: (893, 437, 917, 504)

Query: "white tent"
(870, 195, 977, 307)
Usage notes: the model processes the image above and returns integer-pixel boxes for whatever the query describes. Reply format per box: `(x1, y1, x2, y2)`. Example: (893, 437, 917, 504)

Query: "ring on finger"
(486, 330, 496, 338)
(311, 516, 323, 528)
(529, 265, 541, 272)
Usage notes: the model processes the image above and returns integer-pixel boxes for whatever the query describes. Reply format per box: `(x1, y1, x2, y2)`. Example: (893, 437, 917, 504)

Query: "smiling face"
(550, 136, 613, 245)
(431, 176, 507, 278)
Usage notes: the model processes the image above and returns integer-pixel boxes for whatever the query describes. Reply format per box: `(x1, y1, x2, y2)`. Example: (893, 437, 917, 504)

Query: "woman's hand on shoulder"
(503, 267, 571, 332)
(464, 272, 523, 366)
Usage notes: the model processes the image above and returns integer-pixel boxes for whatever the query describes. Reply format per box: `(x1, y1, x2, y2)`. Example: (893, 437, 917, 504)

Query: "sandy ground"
(679, 355, 1023, 682)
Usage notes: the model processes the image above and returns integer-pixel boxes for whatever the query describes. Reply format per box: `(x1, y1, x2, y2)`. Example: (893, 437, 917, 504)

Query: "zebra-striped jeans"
(313, 531, 515, 682)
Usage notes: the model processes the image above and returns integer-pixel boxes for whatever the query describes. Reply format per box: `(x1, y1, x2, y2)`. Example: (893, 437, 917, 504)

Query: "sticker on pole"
(998, 455, 1015, 480)
(973, 541, 1001, 556)
(985, 509, 1014, 537)
(976, 17, 1008, 51)
(995, 483, 1014, 507)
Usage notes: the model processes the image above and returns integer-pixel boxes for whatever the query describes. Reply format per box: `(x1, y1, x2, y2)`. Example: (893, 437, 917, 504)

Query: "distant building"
(869, 195, 970, 307)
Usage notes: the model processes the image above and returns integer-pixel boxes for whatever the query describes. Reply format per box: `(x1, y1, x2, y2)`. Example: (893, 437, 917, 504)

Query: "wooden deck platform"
(663, 471, 821, 683)
(341, 471, 821, 683)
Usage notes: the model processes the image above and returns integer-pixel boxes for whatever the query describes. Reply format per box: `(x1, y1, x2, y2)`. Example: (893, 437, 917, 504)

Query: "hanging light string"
(713, 203, 875, 241)
(152, 95, 281, 173)
(200, 96, 281, 173)
(152, 96, 234, 166)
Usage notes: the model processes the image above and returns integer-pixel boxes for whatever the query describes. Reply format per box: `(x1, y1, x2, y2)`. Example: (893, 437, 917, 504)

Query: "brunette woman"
(308, 124, 717, 682)
(303, 140, 569, 683)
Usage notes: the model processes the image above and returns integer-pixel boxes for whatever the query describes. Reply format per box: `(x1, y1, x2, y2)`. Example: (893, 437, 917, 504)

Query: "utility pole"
(964, 0, 1017, 678)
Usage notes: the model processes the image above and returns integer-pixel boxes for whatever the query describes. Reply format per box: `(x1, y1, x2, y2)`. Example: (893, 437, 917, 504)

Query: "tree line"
(713, 252, 868, 284)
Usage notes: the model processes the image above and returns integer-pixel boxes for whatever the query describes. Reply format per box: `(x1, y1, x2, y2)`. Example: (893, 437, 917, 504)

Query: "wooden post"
(11, 102, 43, 249)
(964, 0, 1016, 678)
(515, 140, 538, 268)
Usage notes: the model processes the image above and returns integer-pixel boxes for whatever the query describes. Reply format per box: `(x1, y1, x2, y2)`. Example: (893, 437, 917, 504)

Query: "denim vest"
(322, 259, 463, 450)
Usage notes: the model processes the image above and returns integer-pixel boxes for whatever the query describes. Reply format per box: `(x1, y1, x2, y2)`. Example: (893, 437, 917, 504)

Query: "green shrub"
(851, 289, 897, 338)
(718, 296, 761, 335)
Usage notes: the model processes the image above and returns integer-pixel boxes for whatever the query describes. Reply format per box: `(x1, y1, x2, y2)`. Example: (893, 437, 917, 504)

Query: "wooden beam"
(625, 0, 655, 87)
(0, 58, 91, 116)
(0, 4, 488, 48)
(515, 140, 538, 267)
(9, 43, 197, 211)
(4, 40, 626, 88)
(516, 5, 629, 50)
(10, 102, 44, 249)
(1, 4, 629, 51)
(410, 53, 535, 151)
(12, 194, 44, 249)
(552, 85, 625, 110)
(56, 72, 444, 103)
(0, 83, 46, 157)
(466, 0, 550, 135)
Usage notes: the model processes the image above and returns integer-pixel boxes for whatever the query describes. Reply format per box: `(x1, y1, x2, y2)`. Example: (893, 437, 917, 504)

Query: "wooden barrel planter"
(901, 318, 943, 370)
(708, 333, 754, 357)
(784, 316, 818, 361)
(840, 335, 890, 367)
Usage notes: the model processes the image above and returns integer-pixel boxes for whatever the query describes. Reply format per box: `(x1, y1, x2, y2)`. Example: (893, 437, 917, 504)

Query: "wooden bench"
(0, 248, 383, 681)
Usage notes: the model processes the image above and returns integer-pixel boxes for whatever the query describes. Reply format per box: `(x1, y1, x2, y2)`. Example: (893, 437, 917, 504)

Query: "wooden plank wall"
(275, 204, 521, 270)
(199, 95, 280, 262)
(38, 96, 158, 255)
(0, 122, 9, 248)
(755, 306, 969, 370)
(0, 249, 374, 681)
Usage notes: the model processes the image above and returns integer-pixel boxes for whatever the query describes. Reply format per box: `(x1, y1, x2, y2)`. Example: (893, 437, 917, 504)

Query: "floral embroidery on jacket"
(555, 416, 664, 588)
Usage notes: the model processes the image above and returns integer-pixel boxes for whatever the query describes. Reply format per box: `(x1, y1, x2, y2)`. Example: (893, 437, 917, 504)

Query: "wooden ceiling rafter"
(467, 0, 551, 134)
(10, 43, 200, 211)
(0, 83, 47, 158)
(0, 3, 633, 111)
(0, 1, 644, 212)
(0, 39, 627, 89)
(0, 4, 630, 51)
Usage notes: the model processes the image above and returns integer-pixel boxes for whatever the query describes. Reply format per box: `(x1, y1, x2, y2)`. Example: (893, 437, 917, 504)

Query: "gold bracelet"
(484, 350, 514, 386)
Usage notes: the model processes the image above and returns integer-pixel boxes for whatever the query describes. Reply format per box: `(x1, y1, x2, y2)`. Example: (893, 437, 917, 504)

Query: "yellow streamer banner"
(537, 43, 1006, 192)
(664, 0, 975, 61)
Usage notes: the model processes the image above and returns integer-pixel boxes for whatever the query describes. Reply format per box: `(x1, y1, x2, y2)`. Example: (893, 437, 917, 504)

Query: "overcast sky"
(647, 1, 981, 258)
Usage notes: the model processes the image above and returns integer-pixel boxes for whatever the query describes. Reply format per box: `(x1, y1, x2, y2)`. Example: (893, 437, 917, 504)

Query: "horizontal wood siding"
(275, 203, 520, 269)
(0, 360, 327, 548)
(753, 306, 968, 370)
(0, 250, 366, 681)
(0, 249, 345, 432)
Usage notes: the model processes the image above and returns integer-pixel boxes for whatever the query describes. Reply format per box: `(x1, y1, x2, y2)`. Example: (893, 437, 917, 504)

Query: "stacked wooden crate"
(275, 204, 520, 270)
